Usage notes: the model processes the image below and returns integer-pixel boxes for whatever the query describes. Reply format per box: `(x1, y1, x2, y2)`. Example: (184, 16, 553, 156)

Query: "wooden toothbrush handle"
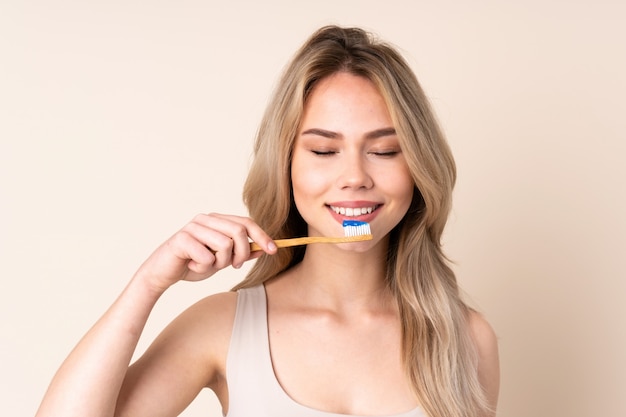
(249, 234, 372, 252)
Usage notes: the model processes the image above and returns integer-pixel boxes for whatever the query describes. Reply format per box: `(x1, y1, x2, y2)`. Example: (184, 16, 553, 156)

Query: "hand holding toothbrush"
(134, 213, 277, 293)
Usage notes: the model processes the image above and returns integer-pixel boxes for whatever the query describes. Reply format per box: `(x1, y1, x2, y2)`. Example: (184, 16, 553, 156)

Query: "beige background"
(1, 1, 625, 416)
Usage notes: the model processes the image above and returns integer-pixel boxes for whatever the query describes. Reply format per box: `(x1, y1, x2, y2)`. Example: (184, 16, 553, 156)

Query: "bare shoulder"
(467, 310, 498, 355)
(171, 291, 239, 369)
(467, 309, 500, 414)
(156, 290, 238, 345)
(145, 290, 239, 380)
(182, 290, 238, 330)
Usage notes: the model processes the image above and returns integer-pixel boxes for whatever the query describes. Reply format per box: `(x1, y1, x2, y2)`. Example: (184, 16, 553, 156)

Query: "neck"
(286, 238, 394, 312)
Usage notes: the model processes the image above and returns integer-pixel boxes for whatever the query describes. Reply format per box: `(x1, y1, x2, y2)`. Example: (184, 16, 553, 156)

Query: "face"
(291, 72, 414, 250)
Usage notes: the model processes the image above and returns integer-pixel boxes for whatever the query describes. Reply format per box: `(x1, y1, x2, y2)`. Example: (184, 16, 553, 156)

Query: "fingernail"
(268, 242, 277, 252)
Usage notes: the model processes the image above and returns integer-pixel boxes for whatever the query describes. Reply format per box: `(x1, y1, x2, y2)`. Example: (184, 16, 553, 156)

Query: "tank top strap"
(226, 284, 278, 416)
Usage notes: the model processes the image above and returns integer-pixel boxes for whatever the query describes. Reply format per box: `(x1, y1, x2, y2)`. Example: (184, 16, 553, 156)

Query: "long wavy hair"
(233, 25, 488, 417)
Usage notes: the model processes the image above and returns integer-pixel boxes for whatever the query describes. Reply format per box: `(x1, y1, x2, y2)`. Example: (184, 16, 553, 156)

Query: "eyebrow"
(300, 127, 397, 140)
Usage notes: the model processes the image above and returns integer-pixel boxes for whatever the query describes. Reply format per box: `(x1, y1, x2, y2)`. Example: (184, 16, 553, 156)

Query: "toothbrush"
(249, 220, 372, 251)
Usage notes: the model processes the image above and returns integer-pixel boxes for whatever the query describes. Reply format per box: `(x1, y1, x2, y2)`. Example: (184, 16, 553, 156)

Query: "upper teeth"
(330, 205, 377, 216)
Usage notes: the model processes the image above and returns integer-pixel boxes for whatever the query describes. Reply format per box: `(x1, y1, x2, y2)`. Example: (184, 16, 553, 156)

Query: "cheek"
(383, 164, 415, 209)
(290, 154, 331, 206)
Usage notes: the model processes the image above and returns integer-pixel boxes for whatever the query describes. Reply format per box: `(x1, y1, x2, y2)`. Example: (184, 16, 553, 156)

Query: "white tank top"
(225, 284, 425, 417)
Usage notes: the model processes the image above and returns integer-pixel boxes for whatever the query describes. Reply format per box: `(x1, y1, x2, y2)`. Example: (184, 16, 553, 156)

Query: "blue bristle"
(342, 220, 371, 237)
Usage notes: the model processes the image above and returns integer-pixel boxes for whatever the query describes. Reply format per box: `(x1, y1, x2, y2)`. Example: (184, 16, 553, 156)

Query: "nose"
(337, 153, 374, 190)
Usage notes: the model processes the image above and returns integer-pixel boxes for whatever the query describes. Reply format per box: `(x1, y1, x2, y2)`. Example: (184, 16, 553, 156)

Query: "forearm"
(35, 274, 164, 417)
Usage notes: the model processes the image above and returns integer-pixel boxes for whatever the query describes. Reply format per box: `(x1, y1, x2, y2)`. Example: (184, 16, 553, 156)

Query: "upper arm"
(468, 310, 500, 416)
(115, 291, 237, 417)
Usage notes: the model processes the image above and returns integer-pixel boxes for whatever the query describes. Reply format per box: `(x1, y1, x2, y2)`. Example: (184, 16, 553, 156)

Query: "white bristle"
(343, 221, 371, 237)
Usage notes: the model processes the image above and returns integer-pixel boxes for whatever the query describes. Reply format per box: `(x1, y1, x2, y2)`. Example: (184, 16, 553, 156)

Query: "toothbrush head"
(342, 220, 372, 237)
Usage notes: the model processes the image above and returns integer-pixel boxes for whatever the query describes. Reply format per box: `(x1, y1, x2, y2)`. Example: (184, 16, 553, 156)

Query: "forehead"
(300, 73, 393, 133)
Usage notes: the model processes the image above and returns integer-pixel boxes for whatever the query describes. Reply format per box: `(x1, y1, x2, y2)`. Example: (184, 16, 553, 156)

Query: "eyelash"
(370, 151, 399, 157)
(311, 150, 336, 156)
(311, 150, 399, 158)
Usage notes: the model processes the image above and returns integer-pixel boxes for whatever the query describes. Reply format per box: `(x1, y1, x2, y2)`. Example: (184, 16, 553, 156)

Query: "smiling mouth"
(329, 205, 379, 217)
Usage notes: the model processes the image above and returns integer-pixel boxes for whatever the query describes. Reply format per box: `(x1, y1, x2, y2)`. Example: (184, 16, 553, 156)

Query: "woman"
(36, 26, 499, 417)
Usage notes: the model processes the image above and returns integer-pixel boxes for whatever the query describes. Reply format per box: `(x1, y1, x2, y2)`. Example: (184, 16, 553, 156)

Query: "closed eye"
(369, 150, 400, 157)
(311, 149, 337, 156)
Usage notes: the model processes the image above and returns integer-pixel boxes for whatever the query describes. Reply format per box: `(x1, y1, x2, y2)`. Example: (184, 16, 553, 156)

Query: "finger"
(202, 215, 250, 268)
(203, 213, 277, 256)
(167, 231, 217, 276)
(191, 213, 275, 267)
(182, 221, 236, 270)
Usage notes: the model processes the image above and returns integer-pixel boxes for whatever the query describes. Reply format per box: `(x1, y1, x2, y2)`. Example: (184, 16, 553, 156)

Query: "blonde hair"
(234, 26, 488, 417)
